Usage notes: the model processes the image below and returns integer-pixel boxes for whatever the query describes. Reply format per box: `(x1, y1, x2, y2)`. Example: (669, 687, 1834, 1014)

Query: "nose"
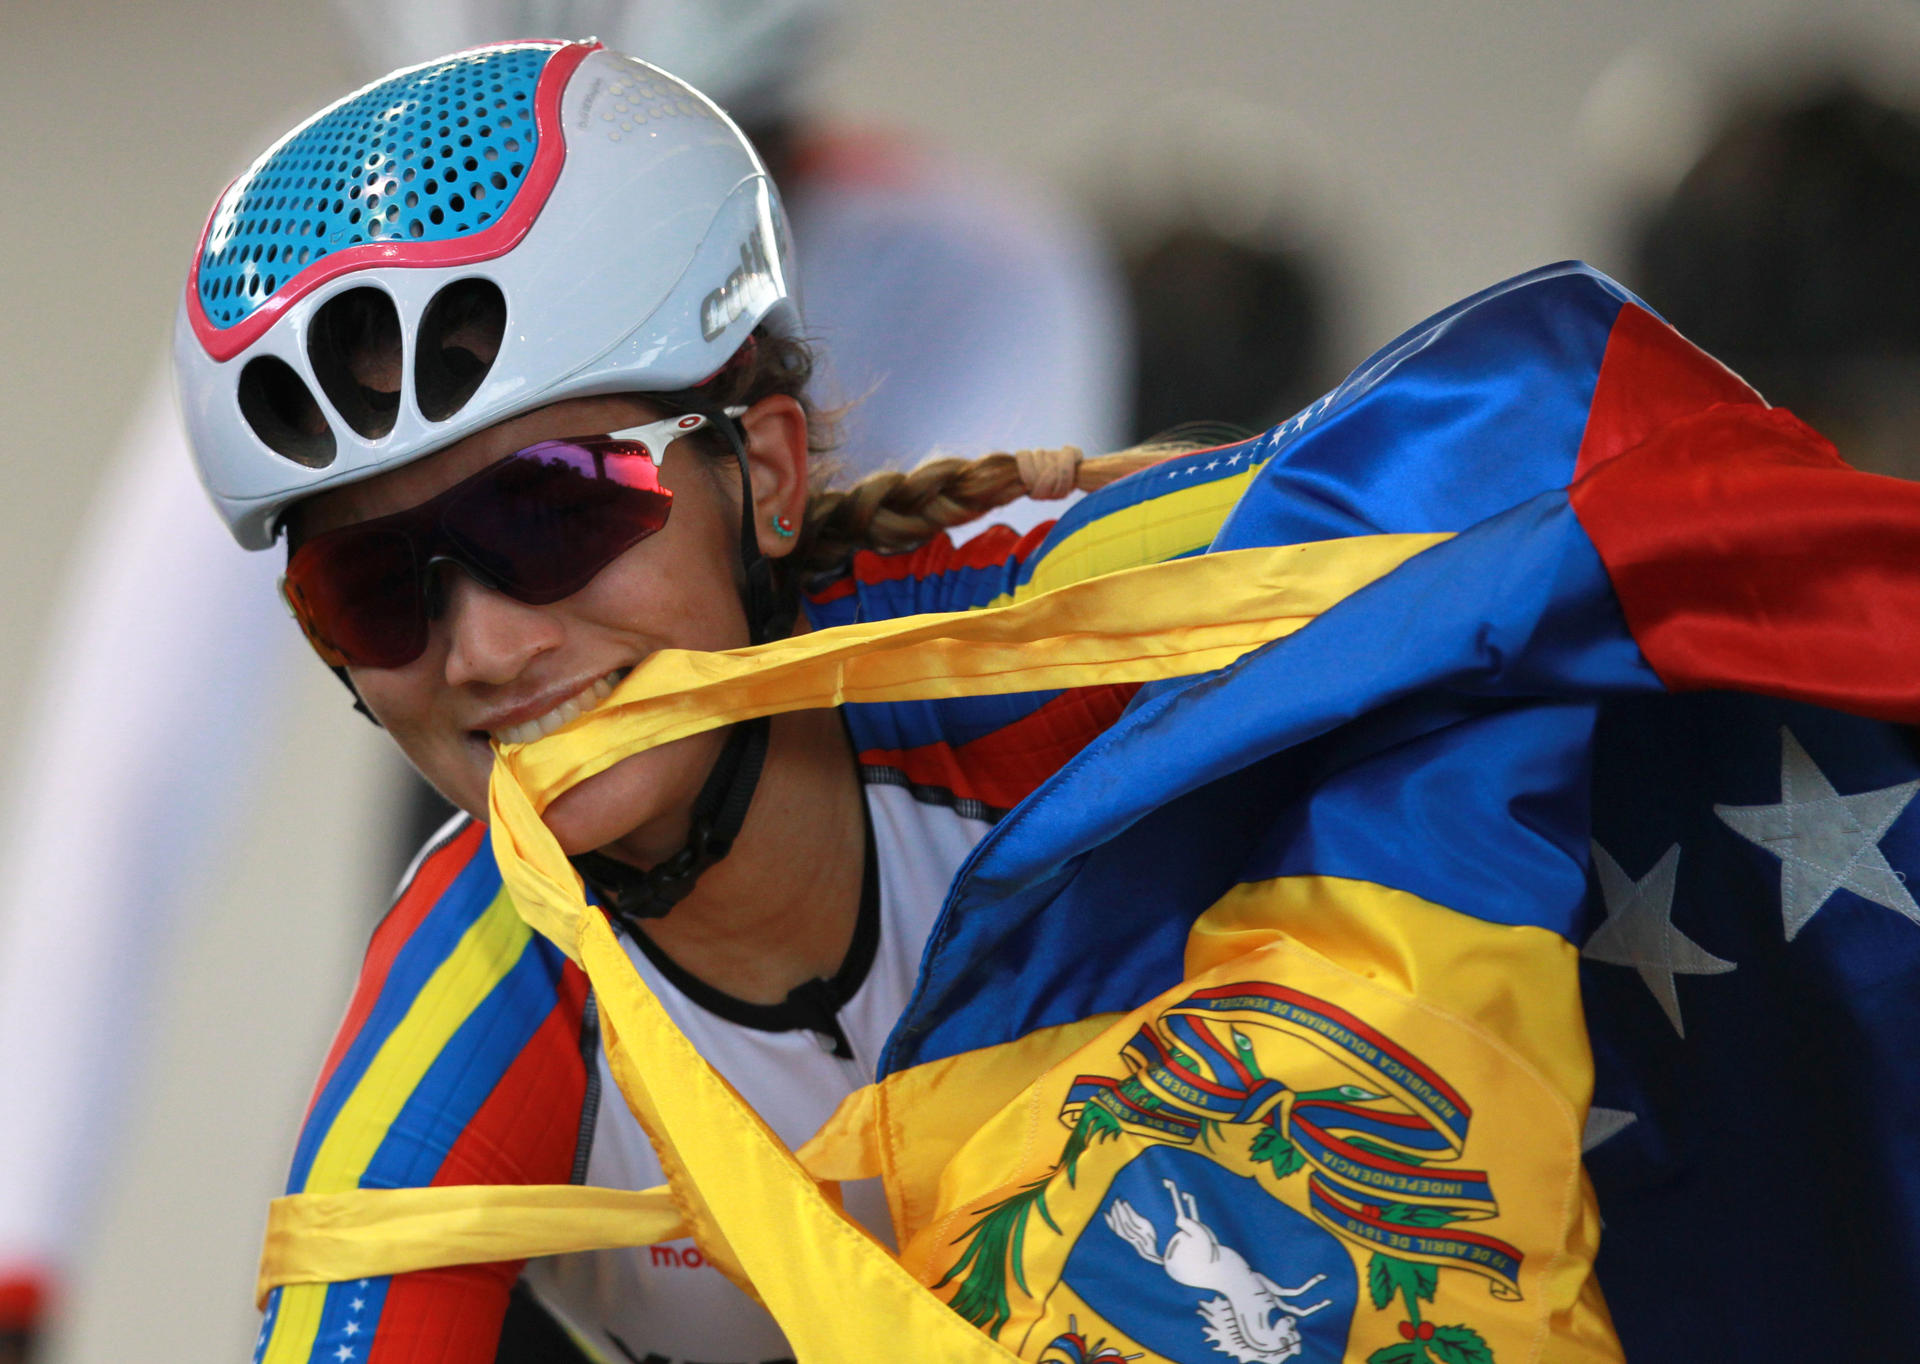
(437, 567, 565, 687)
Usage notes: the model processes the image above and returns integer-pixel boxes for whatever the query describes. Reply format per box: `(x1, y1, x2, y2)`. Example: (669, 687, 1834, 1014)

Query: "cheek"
(571, 523, 751, 652)
(351, 666, 495, 815)
(537, 729, 729, 856)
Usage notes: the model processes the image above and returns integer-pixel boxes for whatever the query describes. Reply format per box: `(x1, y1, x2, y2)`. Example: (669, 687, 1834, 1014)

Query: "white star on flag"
(343, 1321, 361, 1337)
(1581, 1106, 1639, 1152)
(1583, 841, 1736, 1037)
(1715, 728, 1920, 941)
(334, 1347, 355, 1363)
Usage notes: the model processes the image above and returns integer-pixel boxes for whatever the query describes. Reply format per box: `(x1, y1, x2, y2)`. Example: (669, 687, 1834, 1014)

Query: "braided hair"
(657, 327, 1199, 584)
(793, 445, 1186, 574)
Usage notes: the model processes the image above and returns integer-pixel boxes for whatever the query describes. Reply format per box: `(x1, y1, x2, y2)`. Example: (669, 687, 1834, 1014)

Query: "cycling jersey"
(249, 498, 1203, 1364)
(523, 777, 988, 1362)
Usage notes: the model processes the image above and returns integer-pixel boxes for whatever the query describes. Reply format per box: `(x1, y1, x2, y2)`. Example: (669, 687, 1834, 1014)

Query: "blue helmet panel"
(197, 44, 554, 328)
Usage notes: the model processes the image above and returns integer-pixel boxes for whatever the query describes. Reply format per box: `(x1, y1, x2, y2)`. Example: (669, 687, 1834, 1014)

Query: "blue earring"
(771, 514, 797, 538)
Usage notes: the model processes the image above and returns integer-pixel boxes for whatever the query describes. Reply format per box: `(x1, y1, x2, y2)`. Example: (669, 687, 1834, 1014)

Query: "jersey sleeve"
(810, 446, 1258, 818)
(254, 819, 591, 1364)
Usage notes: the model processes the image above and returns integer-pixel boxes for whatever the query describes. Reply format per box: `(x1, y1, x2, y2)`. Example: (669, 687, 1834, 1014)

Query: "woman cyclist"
(178, 40, 1163, 1363)
(175, 39, 1920, 1364)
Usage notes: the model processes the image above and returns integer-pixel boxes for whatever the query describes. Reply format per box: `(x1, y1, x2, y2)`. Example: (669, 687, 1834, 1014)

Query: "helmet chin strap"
(573, 407, 793, 924)
(324, 407, 788, 921)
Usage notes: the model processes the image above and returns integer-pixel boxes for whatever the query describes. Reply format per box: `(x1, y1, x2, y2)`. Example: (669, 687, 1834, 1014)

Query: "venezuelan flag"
(265, 263, 1920, 1364)
(857, 265, 1920, 1363)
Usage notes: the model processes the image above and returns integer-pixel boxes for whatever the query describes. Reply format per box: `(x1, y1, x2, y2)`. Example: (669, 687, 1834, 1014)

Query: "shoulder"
(803, 435, 1264, 631)
(805, 446, 1261, 819)
(804, 521, 1051, 626)
(288, 814, 592, 1199)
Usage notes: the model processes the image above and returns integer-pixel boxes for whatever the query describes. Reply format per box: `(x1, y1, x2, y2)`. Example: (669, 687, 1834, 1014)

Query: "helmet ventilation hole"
(307, 288, 403, 440)
(415, 279, 506, 422)
(238, 357, 336, 468)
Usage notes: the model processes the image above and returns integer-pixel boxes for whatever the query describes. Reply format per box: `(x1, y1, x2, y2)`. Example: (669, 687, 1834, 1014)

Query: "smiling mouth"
(489, 669, 628, 746)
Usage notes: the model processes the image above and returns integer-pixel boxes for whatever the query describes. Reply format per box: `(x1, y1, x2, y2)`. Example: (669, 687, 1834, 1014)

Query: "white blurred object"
(1575, 46, 1713, 214)
(792, 128, 1128, 531)
(332, 0, 841, 123)
(0, 374, 294, 1287)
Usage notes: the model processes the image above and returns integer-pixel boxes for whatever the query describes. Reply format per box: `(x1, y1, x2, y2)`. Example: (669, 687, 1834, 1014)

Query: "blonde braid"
(793, 441, 1203, 576)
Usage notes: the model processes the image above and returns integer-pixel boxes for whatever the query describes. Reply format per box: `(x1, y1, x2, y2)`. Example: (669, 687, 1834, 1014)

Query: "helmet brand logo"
(700, 228, 778, 342)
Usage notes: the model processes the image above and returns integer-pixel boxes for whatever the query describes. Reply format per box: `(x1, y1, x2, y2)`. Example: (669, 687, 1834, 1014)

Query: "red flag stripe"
(308, 822, 487, 1111)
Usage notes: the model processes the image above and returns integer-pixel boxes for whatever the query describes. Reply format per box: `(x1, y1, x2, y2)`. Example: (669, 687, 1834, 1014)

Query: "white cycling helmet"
(175, 39, 800, 549)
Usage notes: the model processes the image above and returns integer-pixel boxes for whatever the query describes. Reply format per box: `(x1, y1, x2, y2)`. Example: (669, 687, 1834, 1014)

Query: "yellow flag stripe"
(252, 1019, 1109, 1301)
(997, 464, 1261, 605)
(581, 910, 1026, 1360)
(304, 888, 531, 1193)
(256, 1184, 686, 1306)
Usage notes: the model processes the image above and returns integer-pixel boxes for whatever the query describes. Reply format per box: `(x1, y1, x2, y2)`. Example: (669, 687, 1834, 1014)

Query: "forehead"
(288, 393, 666, 543)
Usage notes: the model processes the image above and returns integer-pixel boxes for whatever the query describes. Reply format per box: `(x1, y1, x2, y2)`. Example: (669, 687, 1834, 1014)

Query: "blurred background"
(1, 1, 1917, 1359)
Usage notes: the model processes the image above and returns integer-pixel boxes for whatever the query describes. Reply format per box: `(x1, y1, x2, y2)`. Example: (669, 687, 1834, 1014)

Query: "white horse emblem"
(1104, 1178, 1332, 1364)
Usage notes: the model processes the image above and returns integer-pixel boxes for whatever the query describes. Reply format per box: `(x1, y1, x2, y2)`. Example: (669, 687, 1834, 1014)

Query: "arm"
(256, 821, 592, 1364)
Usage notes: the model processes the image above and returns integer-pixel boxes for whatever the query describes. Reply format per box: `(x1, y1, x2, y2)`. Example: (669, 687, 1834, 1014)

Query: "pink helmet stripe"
(184, 40, 600, 363)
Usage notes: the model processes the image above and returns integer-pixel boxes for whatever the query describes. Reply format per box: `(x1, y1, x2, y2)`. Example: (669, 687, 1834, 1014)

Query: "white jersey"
(524, 778, 991, 1363)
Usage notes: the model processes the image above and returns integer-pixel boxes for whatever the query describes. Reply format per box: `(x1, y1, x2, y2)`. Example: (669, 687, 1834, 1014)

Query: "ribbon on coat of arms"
(939, 982, 1520, 1364)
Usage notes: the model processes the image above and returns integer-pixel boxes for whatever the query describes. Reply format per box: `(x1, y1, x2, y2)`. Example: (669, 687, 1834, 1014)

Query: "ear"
(737, 394, 809, 560)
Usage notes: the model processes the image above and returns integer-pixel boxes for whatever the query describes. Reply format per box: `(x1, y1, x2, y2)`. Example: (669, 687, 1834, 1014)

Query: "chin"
(530, 735, 716, 860)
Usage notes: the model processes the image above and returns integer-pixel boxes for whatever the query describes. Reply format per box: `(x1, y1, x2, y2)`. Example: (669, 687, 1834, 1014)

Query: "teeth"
(493, 670, 624, 746)
(496, 718, 541, 746)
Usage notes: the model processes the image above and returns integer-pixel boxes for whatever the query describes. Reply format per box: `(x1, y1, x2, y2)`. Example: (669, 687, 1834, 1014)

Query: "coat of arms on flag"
(920, 913, 1594, 1364)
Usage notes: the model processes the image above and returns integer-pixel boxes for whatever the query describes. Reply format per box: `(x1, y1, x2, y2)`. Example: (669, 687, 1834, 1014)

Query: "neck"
(611, 706, 865, 1006)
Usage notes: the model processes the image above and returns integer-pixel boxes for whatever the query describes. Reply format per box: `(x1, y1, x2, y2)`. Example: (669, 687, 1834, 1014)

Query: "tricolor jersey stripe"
(814, 441, 1259, 814)
(305, 821, 486, 1111)
(259, 819, 589, 1364)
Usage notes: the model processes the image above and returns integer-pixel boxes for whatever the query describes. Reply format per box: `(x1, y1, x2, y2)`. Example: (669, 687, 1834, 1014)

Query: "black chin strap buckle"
(585, 815, 728, 924)
(570, 712, 771, 926)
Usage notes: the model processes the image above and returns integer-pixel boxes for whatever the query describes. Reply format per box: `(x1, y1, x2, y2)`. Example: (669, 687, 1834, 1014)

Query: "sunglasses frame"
(281, 410, 719, 668)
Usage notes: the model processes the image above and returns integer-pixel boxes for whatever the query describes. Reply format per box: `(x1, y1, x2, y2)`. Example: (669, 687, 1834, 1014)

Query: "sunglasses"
(282, 411, 716, 668)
